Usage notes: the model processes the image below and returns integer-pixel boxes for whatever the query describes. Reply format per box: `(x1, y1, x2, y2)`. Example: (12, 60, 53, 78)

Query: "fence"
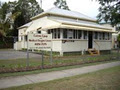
(0, 49, 120, 73)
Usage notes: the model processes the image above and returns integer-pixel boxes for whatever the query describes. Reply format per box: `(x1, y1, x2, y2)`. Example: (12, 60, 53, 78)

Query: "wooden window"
(105, 33, 108, 40)
(54, 29, 57, 39)
(68, 29, 73, 39)
(83, 31, 87, 39)
(108, 33, 111, 40)
(63, 29, 67, 39)
(99, 32, 102, 40)
(49, 29, 61, 39)
(49, 29, 53, 39)
(48, 30, 51, 34)
(73, 30, 76, 39)
(94, 32, 98, 39)
(25, 35, 27, 41)
(58, 29, 60, 39)
(37, 31, 41, 34)
(73, 30, 78, 39)
(78, 30, 82, 39)
(103, 32, 105, 40)
(76, 30, 78, 39)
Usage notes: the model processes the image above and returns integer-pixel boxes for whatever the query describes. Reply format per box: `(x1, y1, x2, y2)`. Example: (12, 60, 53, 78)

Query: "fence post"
(27, 34, 29, 67)
(50, 48, 53, 64)
(111, 49, 113, 60)
(41, 51, 44, 69)
(27, 49, 29, 67)
(117, 48, 119, 60)
(118, 48, 120, 60)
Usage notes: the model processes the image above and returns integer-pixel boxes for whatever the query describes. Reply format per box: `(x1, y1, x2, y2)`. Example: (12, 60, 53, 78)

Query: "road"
(0, 49, 41, 60)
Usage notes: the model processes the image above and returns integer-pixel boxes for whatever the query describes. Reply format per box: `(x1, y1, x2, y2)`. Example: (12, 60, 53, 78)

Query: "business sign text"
(28, 34, 52, 49)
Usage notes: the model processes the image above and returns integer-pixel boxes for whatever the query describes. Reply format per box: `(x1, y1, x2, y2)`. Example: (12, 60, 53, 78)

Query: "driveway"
(0, 49, 41, 60)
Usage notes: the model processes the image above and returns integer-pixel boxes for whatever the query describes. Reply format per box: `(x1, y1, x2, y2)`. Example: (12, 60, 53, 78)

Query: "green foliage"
(16, 0, 43, 23)
(54, 0, 70, 10)
(22, 48, 27, 51)
(0, 0, 43, 38)
(97, 0, 120, 26)
(117, 34, 120, 41)
(117, 34, 120, 47)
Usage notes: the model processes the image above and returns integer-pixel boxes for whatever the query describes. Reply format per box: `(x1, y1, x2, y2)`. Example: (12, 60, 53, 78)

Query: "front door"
(88, 31, 93, 49)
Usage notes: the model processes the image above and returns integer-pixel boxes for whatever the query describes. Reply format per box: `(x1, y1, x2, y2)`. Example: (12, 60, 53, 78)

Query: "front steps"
(88, 48, 100, 56)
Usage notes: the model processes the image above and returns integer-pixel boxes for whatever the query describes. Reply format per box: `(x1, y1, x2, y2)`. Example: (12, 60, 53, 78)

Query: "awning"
(42, 19, 115, 33)
(59, 24, 115, 33)
(26, 18, 115, 34)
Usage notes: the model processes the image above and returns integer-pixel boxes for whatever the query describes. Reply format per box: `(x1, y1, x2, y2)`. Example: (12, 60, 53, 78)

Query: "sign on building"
(28, 33, 52, 49)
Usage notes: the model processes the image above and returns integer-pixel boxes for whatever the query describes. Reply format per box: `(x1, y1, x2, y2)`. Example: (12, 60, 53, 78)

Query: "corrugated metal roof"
(52, 19, 112, 30)
(25, 17, 113, 34)
(18, 22, 32, 29)
(25, 17, 61, 34)
(31, 7, 96, 22)
(21, 8, 113, 33)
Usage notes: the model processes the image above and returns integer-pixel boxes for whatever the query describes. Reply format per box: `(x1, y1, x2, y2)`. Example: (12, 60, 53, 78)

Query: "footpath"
(0, 61, 120, 89)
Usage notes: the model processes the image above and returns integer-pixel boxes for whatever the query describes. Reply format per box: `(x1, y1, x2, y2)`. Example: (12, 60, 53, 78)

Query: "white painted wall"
(112, 34, 118, 48)
(94, 40, 112, 50)
(52, 40, 62, 52)
(26, 16, 60, 33)
(14, 41, 22, 50)
(62, 40, 88, 52)
(19, 28, 27, 41)
(51, 39, 112, 54)
(51, 39, 112, 55)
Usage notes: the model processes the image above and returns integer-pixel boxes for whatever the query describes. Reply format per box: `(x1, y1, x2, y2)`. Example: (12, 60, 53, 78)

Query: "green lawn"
(0, 53, 118, 69)
(0, 60, 118, 78)
(0, 51, 119, 78)
(3, 65, 120, 90)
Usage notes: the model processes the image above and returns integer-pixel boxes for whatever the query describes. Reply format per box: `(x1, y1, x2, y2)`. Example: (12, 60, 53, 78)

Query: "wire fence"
(0, 49, 120, 73)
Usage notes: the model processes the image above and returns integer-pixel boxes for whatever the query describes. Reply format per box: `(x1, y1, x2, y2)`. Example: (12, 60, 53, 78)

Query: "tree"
(12, 0, 43, 36)
(54, 0, 70, 10)
(0, 20, 10, 46)
(0, 0, 43, 48)
(0, 2, 10, 38)
(0, 2, 8, 22)
(0, 0, 43, 37)
(117, 34, 120, 48)
(97, 0, 120, 27)
(0, 1, 21, 37)
(16, 0, 43, 23)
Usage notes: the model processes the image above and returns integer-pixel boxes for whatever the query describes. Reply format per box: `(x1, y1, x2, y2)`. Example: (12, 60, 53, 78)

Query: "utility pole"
(40, 0, 42, 9)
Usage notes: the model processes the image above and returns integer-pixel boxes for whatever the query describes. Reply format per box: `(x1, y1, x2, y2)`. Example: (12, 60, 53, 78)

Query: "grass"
(0, 51, 119, 78)
(0, 53, 119, 69)
(3, 65, 120, 90)
(0, 58, 43, 68)
(0, 60, 119, 78)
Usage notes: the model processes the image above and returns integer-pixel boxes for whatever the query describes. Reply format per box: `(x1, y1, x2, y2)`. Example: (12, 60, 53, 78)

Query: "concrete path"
(0, 61, 120, 89)
(0, 49, 41, 60)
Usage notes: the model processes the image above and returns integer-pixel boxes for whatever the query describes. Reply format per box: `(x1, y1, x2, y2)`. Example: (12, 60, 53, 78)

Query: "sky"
(1, 0, 100, 19)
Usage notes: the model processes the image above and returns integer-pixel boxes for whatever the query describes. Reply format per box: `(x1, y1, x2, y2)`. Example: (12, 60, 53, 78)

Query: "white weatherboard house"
(14, 7, 114, 55)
